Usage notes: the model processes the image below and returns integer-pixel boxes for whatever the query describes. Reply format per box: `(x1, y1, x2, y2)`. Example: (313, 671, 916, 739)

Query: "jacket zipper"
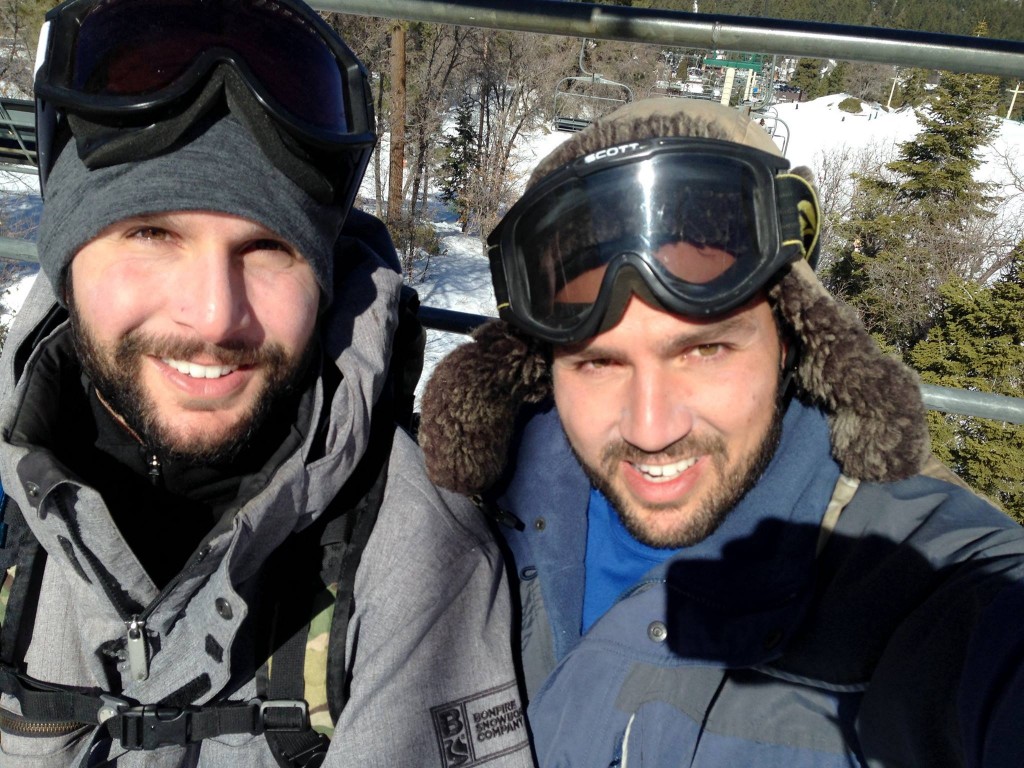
(119, 542, 214, 683)
(58, 487, 213, 684)
(125, 616, 149, 682)
(0, 710, 85, 737)
(56, 470, 217, 684)
(146, 453, 162, 486)
(4, 491, 217, 734)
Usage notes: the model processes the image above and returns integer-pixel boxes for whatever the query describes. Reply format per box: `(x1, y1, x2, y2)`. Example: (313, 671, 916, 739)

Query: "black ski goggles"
(34, 0, 375, 200)
(488, 137, 820, 344)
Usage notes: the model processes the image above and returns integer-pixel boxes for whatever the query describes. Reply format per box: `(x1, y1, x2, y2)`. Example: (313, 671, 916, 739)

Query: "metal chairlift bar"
(313, 0, 1024, 78)
(0, 99, 37, 167)
(919, 384, 1024, 426)
(0, 237, 39, 261)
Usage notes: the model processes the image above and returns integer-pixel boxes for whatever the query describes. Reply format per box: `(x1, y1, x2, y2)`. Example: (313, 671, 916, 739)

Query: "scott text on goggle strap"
(584, 143, 641, 164)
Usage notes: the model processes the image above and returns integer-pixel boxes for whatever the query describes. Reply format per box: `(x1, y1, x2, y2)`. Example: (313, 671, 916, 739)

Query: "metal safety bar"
(0, 237, 39, 261)
(314, 0, 1024, 78)
(919, 384, 1024, 426)
(0, 98, 36, 168)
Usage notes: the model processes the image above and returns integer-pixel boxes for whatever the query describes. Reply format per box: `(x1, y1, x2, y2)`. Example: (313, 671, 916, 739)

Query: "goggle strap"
(488, 242, 511, 307)
(777, 173, 822, 269)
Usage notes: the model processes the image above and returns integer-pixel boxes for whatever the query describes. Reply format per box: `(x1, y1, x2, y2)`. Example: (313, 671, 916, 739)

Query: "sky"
(2, 93, 1023, 404)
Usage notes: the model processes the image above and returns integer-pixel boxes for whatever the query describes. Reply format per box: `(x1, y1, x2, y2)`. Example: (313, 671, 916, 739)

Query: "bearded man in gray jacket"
(0, 0, 532, 766)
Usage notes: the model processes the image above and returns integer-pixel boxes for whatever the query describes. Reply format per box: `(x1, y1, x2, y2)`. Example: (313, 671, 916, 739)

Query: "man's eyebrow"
(558, 313, 761, 358)
(660, 314, 760, 349)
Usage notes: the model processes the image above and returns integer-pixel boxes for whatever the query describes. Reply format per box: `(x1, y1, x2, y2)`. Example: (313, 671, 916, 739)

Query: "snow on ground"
(769, 96, 922, 169)
(0, 269, 35, 327)
(406, 128, 573, 399)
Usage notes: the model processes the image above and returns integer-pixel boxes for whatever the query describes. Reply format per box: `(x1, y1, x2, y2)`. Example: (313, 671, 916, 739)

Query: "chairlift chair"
(552, 39, 634, 132)
(0, 98, 37, 168)
(751, 106, 791, 156)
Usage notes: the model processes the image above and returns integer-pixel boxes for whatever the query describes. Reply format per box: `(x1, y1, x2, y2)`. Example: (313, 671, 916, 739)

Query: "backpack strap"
(0, 494, 47, 669)
(260, 414, 394, 768)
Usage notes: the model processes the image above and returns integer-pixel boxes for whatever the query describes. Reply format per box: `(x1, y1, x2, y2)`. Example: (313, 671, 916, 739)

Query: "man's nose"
(173, 251, 251, 343)
(618, 366, 695, 453)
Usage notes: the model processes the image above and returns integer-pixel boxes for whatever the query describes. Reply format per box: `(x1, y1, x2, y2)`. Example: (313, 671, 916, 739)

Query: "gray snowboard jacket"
(0, 236, 533, 767)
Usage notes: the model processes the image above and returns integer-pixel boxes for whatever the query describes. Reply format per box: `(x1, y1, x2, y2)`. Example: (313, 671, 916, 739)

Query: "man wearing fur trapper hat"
(0, 0, 533, 764)
(420, 98, 1024, 766)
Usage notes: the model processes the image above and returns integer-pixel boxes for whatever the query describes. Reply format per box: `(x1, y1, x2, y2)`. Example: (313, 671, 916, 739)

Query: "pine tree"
(825, 61, 849, 95)
(898, 68, 930, 108)
(908, 255, 1024, 524)
(438, 98, 479, 233)
(824, 29, 1003, 352)
(789, 58, 824, 99)
(888, 32, 1000, 213)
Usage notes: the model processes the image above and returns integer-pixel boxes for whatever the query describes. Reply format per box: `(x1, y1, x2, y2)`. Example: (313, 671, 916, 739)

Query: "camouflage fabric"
(0, 567, 13, 626)
(303, 582, 337, 737)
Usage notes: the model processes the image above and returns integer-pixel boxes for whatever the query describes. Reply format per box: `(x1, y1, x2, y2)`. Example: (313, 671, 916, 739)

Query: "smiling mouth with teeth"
(631, 456, 700, 482)
(162, 358, 241, 380)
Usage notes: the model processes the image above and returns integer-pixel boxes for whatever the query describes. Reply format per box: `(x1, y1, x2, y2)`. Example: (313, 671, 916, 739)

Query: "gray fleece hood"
(419, 98, 931, 495)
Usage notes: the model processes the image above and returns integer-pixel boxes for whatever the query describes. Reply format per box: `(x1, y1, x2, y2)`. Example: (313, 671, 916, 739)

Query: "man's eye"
(246, 240, 299, 267)
(128, 227, 168, 241)
(693, 344, 724, 357)
(250, 239, 290, 252)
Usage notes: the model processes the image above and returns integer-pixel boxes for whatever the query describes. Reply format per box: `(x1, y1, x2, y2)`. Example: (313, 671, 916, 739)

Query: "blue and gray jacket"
(418, 259, 1024, 767)
(494, 402, 1024, 767)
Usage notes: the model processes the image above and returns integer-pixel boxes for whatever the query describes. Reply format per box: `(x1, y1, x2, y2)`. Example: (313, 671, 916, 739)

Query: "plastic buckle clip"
(258, 699, 310, 732)
(118, 705, 192, 750)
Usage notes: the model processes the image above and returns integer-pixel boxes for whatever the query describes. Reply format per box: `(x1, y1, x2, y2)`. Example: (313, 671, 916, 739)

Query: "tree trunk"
(387, 22, 407, 228)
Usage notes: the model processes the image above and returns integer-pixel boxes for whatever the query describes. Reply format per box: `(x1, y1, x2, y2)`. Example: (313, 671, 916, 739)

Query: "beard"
(576, 385, 786, 550)
(68, 298, 313, 466)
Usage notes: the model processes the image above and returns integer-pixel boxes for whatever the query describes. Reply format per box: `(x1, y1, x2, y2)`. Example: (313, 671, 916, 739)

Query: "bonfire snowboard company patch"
(431, 681, 528, 767)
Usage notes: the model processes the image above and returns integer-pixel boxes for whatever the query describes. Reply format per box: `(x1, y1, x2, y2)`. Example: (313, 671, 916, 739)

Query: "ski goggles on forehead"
(488, 137, 820, 344)
(34, 0, 375, 195)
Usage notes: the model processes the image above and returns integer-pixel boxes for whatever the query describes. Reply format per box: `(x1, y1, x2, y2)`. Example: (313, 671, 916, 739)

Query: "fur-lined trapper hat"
(420, 98, 930, 495)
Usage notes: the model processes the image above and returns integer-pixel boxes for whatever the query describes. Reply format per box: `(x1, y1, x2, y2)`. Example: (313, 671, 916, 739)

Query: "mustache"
(601, 432, 727, 466)
(115, 331, 285, 368)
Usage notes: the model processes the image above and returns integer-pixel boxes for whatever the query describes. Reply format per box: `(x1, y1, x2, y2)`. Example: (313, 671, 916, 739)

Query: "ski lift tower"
(703, 51, 770, 106)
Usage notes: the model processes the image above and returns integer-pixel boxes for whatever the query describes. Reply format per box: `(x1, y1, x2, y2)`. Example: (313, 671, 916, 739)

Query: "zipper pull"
(147, 454, 162, 486)
(126, 616, 150, 682)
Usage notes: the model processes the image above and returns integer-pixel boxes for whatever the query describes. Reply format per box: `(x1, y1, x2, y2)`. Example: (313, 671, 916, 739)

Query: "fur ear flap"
(419, 320, 551, 494)
(771, 260, 931, 482)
